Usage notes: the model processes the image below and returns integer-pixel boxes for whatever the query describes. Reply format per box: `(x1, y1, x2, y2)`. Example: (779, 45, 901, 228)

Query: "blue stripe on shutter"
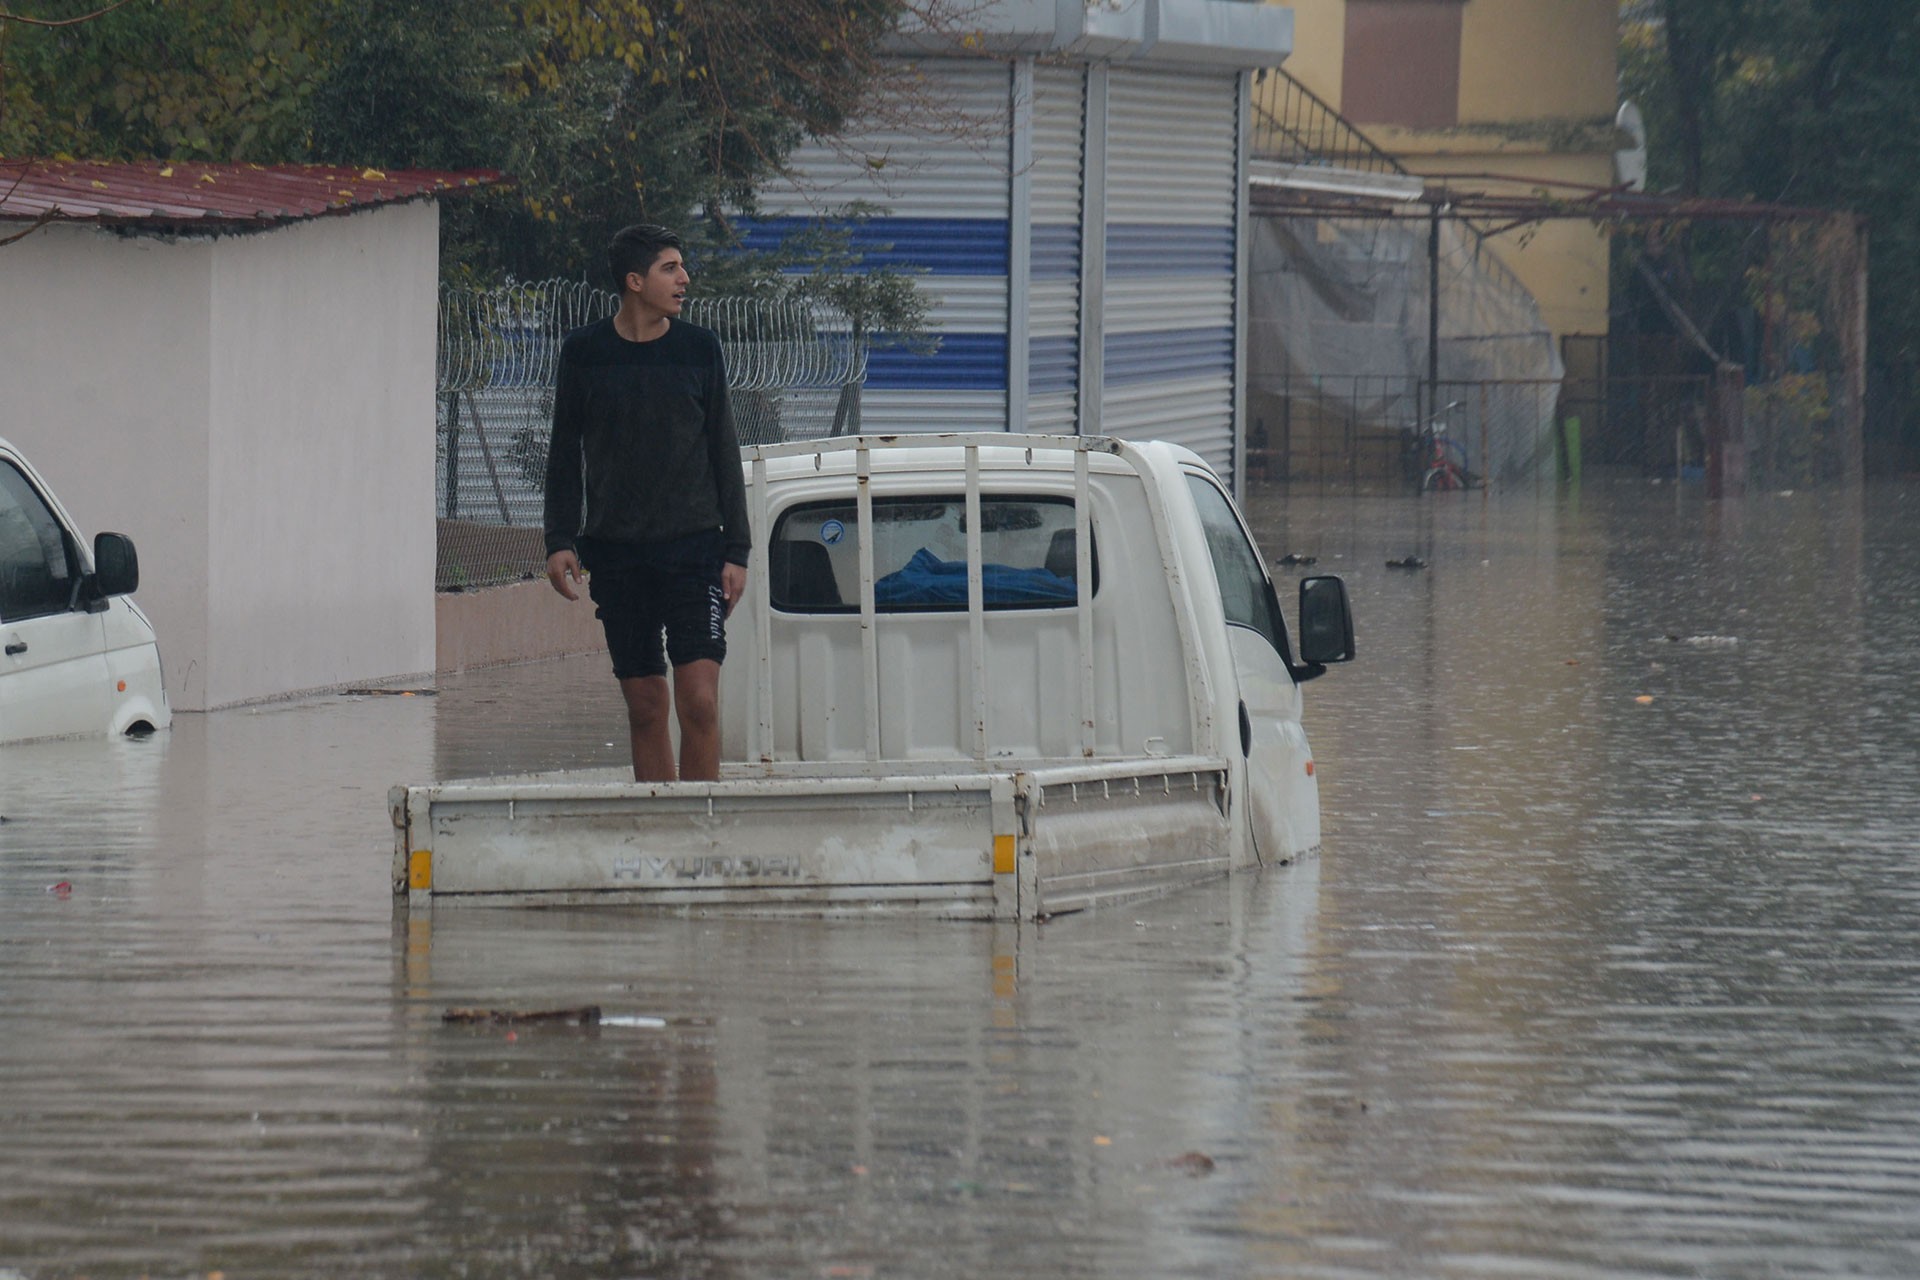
(1104, 224, 1235, 277)
(1032, 224, 1081, 281)
(1028, 334, 1079, 396)
(1103, 327, 1233, 386)
(864, 332, 1008, 390)
(732, 217, 1009, 276)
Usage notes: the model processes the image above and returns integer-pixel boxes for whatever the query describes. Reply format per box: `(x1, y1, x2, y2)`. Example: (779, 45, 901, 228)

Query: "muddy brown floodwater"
(4, 477, 1919, 1279)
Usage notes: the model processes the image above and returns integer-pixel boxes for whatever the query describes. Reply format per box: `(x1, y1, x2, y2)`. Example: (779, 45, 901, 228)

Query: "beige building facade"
(1269, 0, 1620, 342)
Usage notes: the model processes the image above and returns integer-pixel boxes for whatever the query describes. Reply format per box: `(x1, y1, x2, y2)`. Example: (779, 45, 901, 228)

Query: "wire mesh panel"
(435, 283, 865, 590)
(1244, 373, 1729, 496)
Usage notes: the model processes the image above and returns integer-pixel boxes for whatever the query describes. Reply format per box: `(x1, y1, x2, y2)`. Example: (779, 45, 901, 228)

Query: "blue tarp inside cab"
(873, 548, 1076, 606)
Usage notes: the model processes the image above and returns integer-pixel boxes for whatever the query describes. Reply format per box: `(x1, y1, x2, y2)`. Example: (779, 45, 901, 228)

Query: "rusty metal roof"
(0, 159, 506, 232)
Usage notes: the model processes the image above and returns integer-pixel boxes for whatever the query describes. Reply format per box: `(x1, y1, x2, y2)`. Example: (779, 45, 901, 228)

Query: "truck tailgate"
(392, 756, 1232, 919)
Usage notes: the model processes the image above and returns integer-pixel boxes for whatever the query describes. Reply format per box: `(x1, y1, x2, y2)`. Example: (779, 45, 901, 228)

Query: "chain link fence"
(1244, 372, 1754, 496)
(435, 281, 865, 590)
(1246, 375, 1568, 495)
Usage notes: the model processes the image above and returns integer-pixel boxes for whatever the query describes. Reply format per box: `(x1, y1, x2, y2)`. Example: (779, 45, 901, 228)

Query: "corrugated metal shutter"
(750, 60, 1014, 434)
(1101, 68, 1239, 473)
(1027, 64, 1084, 434)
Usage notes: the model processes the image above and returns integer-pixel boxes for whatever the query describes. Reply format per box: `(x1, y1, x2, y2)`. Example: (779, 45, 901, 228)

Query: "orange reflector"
(993, 834, 1016, 875)
(408, 849, 433, 890)
(116, 680, 127, 692)
(1305, 761, 1315, 777)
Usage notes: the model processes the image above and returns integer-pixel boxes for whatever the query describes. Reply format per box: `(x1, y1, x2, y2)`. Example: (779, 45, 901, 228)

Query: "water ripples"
(4, 481, 1920, 1276)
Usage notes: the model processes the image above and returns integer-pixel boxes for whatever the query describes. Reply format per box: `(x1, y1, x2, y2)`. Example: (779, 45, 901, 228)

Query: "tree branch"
(0, 0, 134, 28)
(0, 210, 59, 248)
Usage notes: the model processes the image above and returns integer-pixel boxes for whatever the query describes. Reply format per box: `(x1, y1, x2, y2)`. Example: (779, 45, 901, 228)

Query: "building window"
(1341, 0, 1466, 129)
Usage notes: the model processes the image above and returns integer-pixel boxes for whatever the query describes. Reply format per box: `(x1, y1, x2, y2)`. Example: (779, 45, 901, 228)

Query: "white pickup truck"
(392, 433, 1353, 919)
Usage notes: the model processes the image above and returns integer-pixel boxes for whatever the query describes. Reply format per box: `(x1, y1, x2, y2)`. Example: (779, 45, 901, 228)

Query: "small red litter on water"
(504, 1030, 518, 1043)
(46, 881, 72, 899)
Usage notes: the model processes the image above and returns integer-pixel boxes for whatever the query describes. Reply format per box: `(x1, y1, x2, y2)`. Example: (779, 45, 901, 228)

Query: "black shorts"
(582, 532, 728, 680)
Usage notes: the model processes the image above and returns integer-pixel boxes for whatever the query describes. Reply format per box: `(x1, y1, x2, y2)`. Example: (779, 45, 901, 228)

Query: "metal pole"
(1428, 203, 1442, 432)
(750, 453, 773, 762)
(856, 443, 880, 762)
(965, 445, 987, 761)
(462, 391, 515, 525)
(1075, 446, 1095, 758)
(1478, 380, 1490, 492)
(442, 391, 461, 519)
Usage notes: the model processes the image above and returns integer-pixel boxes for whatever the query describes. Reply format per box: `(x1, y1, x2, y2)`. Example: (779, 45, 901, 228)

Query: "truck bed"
(391, 755, 1235, 920)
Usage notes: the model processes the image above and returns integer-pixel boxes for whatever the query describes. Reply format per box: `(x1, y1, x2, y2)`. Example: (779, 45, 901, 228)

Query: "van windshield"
(768, 496, 1093, 613)
(0, 461, 78, 623)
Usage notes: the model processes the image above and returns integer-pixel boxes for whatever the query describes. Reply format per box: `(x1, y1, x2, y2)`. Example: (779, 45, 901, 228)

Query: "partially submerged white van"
(0, 436, 170, 744)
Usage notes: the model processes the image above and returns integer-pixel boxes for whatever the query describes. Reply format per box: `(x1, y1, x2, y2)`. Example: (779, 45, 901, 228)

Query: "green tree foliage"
(1, 0, 926, 284)
(1621, 1, 1920, 451)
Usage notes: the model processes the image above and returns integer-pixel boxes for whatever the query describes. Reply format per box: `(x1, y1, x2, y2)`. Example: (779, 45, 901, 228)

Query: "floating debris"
(443, 1005, 600, 1026)
(1276, 552, 1318, 566)
(1385, 556, 1428, 570)
(1166, 1151, 1216, 1176)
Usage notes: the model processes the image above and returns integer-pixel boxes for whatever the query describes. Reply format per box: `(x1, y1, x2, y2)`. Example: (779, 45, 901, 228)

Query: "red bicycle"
(1408, 402, 1479, 492)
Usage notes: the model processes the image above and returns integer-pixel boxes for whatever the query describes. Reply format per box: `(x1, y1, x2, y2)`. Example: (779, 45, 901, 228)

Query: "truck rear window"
(768, 496, 1095, 613)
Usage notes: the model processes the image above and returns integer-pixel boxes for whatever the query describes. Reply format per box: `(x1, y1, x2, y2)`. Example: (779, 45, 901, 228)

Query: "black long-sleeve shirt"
(542, 317, 751, 566)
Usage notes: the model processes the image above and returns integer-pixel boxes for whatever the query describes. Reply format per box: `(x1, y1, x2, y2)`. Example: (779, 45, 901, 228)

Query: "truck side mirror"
(93, 532, 140, 598)
(1297, 575, 1354, 665)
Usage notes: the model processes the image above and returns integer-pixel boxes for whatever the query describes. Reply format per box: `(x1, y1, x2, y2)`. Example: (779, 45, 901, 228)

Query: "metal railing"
(1249, 68, 1411, 176)
(435, 282, 866, 590)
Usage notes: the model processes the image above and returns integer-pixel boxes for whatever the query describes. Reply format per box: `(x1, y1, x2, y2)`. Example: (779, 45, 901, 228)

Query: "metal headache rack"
(741, 433, 1211, 769)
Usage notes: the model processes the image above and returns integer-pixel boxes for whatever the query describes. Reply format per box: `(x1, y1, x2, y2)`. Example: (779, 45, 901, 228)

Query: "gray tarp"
(1248, 215, 1565, 485)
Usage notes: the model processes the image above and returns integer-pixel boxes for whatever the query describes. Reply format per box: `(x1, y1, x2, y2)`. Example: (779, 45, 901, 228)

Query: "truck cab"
(723, 433, 1353, 867)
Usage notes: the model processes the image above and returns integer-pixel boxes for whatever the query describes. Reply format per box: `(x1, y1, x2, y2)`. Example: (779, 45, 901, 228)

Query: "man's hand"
(721, 561, 747, 617)
(547, 549, 584, 601)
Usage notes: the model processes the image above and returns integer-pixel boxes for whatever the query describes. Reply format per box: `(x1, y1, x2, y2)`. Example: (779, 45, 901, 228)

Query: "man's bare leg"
(673, 658, 722, 782)
(618, 675, 676, 781)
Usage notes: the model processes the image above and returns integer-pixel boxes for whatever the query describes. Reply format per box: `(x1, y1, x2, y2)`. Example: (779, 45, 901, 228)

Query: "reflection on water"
(2, 479, 1918, 1277)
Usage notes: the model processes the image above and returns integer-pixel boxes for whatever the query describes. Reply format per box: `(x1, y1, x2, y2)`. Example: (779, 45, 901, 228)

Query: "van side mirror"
(1297, 575, 1354, 665)
(93, 532, 139, 598)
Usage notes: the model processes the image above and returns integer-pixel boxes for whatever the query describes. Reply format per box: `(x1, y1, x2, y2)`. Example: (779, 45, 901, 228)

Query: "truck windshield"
(768, 496, 1094, 613)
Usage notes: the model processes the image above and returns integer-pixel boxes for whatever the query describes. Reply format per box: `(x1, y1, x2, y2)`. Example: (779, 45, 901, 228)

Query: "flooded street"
(4, 477, 1919, 1278)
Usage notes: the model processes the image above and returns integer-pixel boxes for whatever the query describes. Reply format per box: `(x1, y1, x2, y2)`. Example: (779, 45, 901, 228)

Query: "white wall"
(0, 226, 215, 701)
(206, 203, 438, 707)
(0, 202, 439, 710)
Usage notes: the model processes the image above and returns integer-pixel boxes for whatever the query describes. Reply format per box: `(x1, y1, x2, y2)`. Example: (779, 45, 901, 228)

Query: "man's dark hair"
(608, 224, 684, 293)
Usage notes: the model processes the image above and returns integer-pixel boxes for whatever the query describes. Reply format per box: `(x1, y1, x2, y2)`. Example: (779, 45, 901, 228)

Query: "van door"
(1183, 474, 1318, 862)
(0, 459, 112, 743)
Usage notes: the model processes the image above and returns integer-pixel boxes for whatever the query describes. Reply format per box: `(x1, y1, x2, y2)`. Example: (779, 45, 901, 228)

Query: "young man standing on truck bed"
(543, 224, 750, 782)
